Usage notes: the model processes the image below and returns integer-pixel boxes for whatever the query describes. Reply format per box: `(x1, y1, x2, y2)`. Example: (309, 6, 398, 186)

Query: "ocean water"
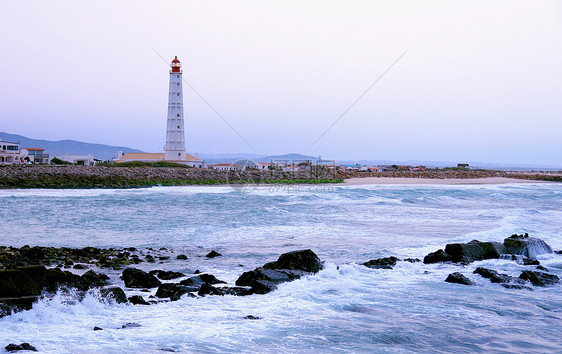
(0, 183, 561, 353)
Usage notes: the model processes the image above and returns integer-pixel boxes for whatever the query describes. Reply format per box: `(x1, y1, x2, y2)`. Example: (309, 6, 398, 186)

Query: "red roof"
(23, 147, 45, 151)
(172, 56, 180, 63)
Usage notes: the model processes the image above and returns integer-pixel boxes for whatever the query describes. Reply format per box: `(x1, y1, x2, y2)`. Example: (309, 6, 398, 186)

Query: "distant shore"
(0, 165, 559, 189)
(343, 177, 548, 185)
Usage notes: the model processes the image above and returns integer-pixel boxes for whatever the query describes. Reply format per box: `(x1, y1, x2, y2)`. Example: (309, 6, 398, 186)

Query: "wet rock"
(244, 315, 260, 320)
(100, 287, 128, 304)
(93, 326, 103, 331)
(128, 295, 149, 305)
(205, 250, 222, 258)
(73, 264, 87, 269)
(198, 283, 225, 296)
(235, 268, 305, 294)
(180, 273, 226, 286)
(537, 265, 548, 271)
(522, 259, 540, 266)
(501, 284, 534, 290)
(122, 322, 142, 329)
(473, 267, 522, 284)
(404, 258, 421, 263)
(81, 270, 110, 287)
(519, 271, 560, 286)
(263, 249, 323, 273)
(444, 240, 506, 263)
(445, 272, 475, 285)
(504, 234, 553, 259)
(155, 283, 199, 300)
(423, 249, 451, 264)
(362, 256, 399, 269)
(158, 256, 170, 261)
(149, 270, 185, 280)
(122, 268, 161, 288)
(235, 250, 322, 294)
(5, 343, 37, 352)
(219, 286, 253, 296)
(145, 255, 155, 263)
(176, 254, 188, 260)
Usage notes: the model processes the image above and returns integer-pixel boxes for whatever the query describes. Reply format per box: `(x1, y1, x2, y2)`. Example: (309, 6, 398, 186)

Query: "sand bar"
(343, 177, 547, 185)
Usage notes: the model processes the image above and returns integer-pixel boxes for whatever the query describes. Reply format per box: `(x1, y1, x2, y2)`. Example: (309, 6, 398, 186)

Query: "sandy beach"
(343, 177, 547, 185)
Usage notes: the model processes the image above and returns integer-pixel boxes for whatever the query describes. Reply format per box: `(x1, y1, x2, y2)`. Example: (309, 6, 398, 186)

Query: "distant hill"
(257, 153, 318, 163)
(0, 132, 144, 161)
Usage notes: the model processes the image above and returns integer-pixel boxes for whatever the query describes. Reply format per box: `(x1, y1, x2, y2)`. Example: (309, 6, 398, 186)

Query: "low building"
(20, 148, 49, 164)
(457, 163, 470, 168)
(55, 154, 97, 166)
(0, 139, 20, 165)
(116, 152, 204, 168)
(208, 163, 244, 171)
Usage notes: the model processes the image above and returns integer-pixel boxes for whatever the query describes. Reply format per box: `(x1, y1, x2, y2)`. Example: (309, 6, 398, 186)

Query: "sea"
(0, 183, 561, 353)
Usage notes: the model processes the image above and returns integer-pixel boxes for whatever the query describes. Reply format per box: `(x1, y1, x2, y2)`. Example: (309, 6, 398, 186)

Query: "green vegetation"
(50, 157, 74, 165)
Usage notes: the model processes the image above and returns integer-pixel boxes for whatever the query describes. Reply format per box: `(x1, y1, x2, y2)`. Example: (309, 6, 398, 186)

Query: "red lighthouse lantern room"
(171, 56, 181, 72)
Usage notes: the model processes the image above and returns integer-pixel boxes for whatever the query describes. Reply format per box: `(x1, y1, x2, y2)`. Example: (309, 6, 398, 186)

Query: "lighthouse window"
(177, 83, 179, 86)
(177, 75, 180, 78)
(177, 114, 180, 117)
(177, 93, 180, 96)
(177, 125, 180, 129)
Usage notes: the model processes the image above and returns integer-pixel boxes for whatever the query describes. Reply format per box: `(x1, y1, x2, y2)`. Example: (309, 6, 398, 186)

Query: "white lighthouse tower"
(165, 56, 186, 161)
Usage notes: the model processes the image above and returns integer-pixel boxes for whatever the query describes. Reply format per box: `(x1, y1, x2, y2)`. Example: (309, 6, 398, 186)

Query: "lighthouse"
(165, 56, 186, 161)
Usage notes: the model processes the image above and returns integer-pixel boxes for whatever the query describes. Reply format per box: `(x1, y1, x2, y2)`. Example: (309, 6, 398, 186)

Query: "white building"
(0, 139, 21, 164)
(20, 148, 49, 164)
(55, 154, 97, 166)
(208, 163, 245, 171)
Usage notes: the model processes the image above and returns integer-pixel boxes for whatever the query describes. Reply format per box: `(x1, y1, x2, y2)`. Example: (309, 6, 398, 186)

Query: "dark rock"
(263, 249, 323, 273)
(501, 284, 534, 290)
(362, 256, 398, 269)
(235, 268, 305, 294)
(537, 265, 548, 271)
(122, 268, 161, 288)
(81, 270, 110, 287)
(445, 272, 475, 285)
(100, 287, 128, 304)
(176, 254, 188, 260)
(198, 283, 225, 296)
(218, 286, 253, 296)
(519, 271, 560, 286)
(194, 269, 200, 274)
(149, 270, 185, 280)
(522, 259, 540, 266)
(245, 315, 260, 320)
(5, 343, 37, 352)
(128, 295, 149, 305)
(155, 283, 199, 300)
(122, 322, 142, 329)
(145, 255, 155, 263)
(404, 258, 421, 263)
(199, 273, 226, 285)
(473, 267, 522, 284)
(73, 264, 87, 269)
(555, 250, 562, 255)
(504, 234, 553, 259)
(93, 326, 103, 331)
(158, 256, 170, 261)
(444, 240, 506, 263)
(206, 250, 222, 258)
(423, 249, 451, 264)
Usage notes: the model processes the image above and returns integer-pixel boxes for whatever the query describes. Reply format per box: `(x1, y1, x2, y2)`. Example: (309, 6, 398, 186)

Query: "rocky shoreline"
(0, 165, 559, 189)
(1, 235, 559, 317)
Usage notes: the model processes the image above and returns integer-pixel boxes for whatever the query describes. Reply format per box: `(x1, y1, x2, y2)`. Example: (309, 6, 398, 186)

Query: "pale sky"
(1, 1, 561, 165)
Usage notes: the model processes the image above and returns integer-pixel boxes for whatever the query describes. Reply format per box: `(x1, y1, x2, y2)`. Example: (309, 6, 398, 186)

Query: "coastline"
(342, 176, 548, 185)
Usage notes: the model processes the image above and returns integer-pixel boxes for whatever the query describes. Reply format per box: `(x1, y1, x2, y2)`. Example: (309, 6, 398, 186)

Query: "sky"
(0, 0, 561, 165)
